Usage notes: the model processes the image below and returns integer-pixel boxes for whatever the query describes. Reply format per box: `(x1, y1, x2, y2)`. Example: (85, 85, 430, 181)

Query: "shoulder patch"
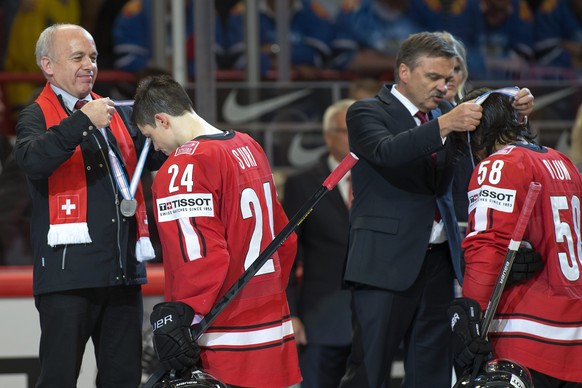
(493, 145, 517, 156)
(175, 140, 199, 157)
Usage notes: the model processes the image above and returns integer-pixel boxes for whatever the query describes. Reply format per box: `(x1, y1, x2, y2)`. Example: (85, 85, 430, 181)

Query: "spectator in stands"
(224, 0, 334, 79)
(479, 0, 535, 80)
(534, 0, 582, 76)
(409, 0, 487, 80)
(112, 0, 228, 78)
(347, 77, 382, 100)
(284, 99, 355, 388)
(92, 0, 131, 72)
(4, 0, 80, 122)
(330, 0, 421, 78)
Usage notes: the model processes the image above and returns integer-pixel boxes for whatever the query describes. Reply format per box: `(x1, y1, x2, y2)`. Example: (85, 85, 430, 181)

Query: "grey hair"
(322, 99, 355, 133)
(35, 24, 88, 68)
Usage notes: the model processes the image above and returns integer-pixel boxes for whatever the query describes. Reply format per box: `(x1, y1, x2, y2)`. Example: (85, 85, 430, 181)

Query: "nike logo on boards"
(222, 89, 312, 124)
(288, 133, 327, 168)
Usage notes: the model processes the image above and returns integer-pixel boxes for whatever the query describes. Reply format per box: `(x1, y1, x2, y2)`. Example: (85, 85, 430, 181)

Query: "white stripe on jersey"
(198, 319, 294, 347)
(179, 218, 202, 261)
(491, 318, 582, 341)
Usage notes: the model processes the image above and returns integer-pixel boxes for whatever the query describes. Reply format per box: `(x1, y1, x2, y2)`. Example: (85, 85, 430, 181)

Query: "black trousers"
(299, 342, 351, 388)
(340, 243, 455, 388)
(34, 285, 143, 388)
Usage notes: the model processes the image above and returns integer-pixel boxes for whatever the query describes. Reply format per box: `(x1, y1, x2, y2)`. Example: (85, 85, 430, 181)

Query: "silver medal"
(120, 198, 137, 217)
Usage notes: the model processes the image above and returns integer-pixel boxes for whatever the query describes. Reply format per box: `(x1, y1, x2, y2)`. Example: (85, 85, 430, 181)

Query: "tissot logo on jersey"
(471, 185, 516, 213)
(157, 193, 214, 222)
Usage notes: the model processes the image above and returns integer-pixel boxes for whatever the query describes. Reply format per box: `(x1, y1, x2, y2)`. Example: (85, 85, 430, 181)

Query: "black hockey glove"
(150, 301, 200, 372)
(448, 297, 493, 375)
(507, 241, 543, 286)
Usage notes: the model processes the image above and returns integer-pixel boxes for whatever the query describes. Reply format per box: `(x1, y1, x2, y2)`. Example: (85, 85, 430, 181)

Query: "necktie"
(415, 111, 441, 222)
(74, 99, 88, 110)
(415, 110, 429, 124)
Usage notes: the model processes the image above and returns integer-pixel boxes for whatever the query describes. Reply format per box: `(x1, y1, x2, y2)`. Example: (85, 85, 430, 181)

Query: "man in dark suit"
(283, 99, 355, 388)
(339, 31, 534, 388)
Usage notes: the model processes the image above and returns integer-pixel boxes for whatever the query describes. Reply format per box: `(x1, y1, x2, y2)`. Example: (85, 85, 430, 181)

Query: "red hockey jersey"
(462, 143, 582, 382)
(152, 130, 300, 387)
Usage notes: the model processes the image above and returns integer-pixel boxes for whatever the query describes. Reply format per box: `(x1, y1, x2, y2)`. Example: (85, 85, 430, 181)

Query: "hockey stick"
(143, 152, 359, 388)
(480, 181, 542, 337)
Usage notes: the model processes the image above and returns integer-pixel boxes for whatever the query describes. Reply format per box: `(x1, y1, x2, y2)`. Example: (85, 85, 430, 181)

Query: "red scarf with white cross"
(37, 83, 154, 261)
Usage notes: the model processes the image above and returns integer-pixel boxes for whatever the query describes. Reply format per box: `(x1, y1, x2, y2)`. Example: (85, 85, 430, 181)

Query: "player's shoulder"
(490, 143, 544, 160)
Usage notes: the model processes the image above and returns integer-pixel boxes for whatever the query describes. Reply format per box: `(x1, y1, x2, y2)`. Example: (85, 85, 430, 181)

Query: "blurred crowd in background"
(1, 0, 582, 265)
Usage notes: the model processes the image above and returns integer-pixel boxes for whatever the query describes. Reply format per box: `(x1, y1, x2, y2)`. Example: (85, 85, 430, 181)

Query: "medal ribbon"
(94, 100, 150, 202)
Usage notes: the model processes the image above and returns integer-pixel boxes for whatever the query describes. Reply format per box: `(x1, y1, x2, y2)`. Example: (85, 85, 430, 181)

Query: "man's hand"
(150, 301, 200, 372)
(438, 102, 483, 137)
(448, 297, 493, 375)
(512, 87, 534, 119)
(508, 241, 544, 286)
(291, 317, 307, 346)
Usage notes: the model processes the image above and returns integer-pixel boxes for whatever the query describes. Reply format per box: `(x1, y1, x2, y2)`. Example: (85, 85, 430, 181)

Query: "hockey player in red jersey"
(460, 87, 582, 386)
(132, 75, 301, 387)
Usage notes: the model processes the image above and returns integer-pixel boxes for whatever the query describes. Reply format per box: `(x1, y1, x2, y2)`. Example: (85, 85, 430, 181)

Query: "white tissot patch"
(469, 185, 516, 213)
(156, 193, 214, 222)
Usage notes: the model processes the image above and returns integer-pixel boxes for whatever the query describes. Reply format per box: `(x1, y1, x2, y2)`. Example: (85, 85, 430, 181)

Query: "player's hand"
(150, 301, 200, 372)
(291, 316, 308, 346)
(507, 240, 544, 286)
(448, 297, 493, 375)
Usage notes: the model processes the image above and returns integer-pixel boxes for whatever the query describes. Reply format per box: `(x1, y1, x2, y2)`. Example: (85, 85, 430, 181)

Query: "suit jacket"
(283, 154, 352, 346)
(344, 84, 463, 292)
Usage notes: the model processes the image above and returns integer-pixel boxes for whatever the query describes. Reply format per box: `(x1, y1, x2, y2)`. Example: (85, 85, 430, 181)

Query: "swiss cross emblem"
(57, 195, 80, 219)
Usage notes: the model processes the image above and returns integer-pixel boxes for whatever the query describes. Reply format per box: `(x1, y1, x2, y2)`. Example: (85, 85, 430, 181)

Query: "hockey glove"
(150, 301, 200, 372)
(448, 297, 493, 375)
(507, 241, 543, 286)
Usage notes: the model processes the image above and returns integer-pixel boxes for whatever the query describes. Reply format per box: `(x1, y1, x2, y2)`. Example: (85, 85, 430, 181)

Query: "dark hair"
(460, 87, 535, 158)
(394, 32, 457, 82)
(132, 75, 193, 127)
